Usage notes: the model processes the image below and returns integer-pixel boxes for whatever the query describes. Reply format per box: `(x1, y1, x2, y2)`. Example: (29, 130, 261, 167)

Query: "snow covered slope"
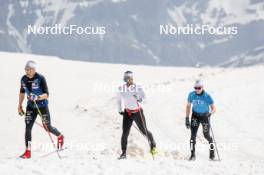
(0, 52, 264, 175)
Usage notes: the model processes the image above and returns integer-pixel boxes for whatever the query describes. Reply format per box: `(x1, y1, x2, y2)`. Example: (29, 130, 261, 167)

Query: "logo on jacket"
(32, 80, 39, 89)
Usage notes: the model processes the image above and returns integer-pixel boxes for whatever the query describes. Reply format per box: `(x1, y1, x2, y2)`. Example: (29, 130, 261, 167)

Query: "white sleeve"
(117, 87, 123, 112)
(137, 85, 146, 102)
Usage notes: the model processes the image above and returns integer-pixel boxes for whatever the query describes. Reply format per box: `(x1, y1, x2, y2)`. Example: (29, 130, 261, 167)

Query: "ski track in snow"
(0, 52, 264, 175)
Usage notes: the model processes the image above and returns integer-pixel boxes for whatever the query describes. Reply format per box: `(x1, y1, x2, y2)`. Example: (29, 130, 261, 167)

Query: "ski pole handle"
(18, 109, 25, 116)
(19, 111, 25, 116)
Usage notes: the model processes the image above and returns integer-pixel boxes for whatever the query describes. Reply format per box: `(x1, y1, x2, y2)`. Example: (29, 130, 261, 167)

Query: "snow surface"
(0, 52, 264, 175)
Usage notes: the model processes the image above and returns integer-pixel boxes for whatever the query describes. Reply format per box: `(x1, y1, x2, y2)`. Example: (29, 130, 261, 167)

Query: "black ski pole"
(209, 117, 221, 161)
(134, 97, 155, 160)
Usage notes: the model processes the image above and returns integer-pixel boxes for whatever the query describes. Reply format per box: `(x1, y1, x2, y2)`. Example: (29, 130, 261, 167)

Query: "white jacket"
(117, 83, 145, 112)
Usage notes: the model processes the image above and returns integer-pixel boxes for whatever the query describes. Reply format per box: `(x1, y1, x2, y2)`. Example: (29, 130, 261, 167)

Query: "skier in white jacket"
(117, 71, 157, 159)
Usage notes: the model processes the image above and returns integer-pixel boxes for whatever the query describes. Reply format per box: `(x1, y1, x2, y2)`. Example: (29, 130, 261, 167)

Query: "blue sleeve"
(187, 93, 192, 103)
(20, 77, 25, 93)
(207, 94, 214, 105)
(40, 75, 49, 95)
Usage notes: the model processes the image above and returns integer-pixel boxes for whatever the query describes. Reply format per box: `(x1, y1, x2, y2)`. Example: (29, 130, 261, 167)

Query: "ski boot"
(189, 152, 196, 161)
(209, 149, 215, 160)
(57, 134, 64, 149)
(189, 140, 196, 161)
(119, 150, 127, 159)
(150, 147, 158, 156)
(20, 149, 31, 159)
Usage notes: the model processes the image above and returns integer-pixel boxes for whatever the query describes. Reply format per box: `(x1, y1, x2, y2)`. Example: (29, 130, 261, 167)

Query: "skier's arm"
(135, 85, 146, 102)
(185, 102, 191, 129)
(186, 102, 192, 118)
(140, 86, 146, 101)
(38, 76, 49, 100)
(18, 93, 25, 107)
(208, 94, 216, 114)
(18, 79, 25, 113)
(37, 93, 48, 100)
(210, 104, 216, 114)
(186, 93, 193, 118)
(18, 93, 25, 113)
(117, 88, 123, 113)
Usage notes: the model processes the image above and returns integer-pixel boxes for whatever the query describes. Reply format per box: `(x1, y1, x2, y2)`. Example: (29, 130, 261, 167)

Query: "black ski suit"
(121, 109, 156, 151)
(190, 112, 213, 153)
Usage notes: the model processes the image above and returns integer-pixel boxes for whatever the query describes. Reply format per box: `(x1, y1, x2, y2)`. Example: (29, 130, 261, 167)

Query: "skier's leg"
(190, 117, 200, 155)
(201, 117, 213, 144)
(121, 111, 133, 152)
(201, 117, 215, 159)
(25, 106, 38, 148)
(39, 106, 61, 136)
(134, 109, 156, 149)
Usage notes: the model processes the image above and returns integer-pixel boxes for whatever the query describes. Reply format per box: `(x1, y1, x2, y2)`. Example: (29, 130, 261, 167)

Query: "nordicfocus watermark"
(27, 24, 106, 35)
(160, 24, 238, 35)
(27, 140, 238, 153)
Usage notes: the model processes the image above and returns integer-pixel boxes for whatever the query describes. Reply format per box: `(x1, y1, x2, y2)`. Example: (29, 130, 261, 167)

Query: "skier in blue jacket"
(18, 61, 64, 159)
(185, 80, 216, 161)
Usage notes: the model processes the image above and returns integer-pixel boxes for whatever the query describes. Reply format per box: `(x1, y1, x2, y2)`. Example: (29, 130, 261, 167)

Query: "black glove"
(119, 112, 124, 116)
(19, 109, 25, 116)
(185, 117, 190, 129)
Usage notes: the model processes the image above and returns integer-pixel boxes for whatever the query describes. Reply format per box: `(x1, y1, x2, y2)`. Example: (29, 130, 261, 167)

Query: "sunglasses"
(194, 87, 202, 90)
(123, 76, 132, 82)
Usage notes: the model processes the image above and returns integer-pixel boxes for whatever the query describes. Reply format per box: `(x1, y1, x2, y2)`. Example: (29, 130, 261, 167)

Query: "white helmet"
(25, 60, 36, 70)
(194, 80, 204, 87)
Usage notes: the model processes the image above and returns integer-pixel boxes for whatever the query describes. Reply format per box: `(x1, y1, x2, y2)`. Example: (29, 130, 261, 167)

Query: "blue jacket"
(188, 91, 214, 114)
(20, 73, 49, 108)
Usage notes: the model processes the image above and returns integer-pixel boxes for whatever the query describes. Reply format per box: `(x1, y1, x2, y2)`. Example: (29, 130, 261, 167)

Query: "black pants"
(190, 112, 213, 153)
(25, 105, 61, 147)
(121, 109, 156, 151)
